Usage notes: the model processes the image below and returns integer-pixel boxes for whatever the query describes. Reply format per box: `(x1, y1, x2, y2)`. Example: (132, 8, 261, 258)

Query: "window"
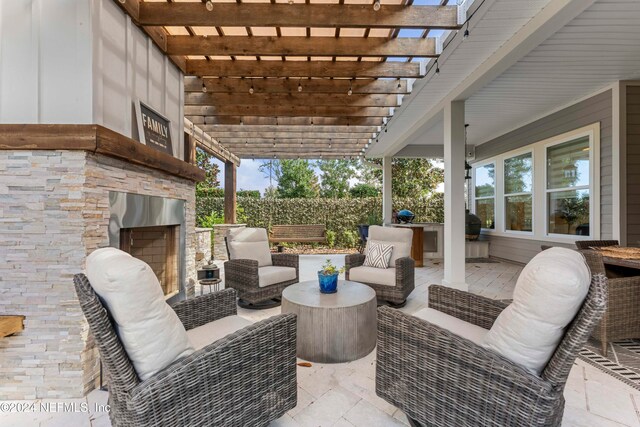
(471, 123, 599, 242)
(474, 163, 495, 229)
(546, 136, 590, 236)
(504, 152, 533, 232)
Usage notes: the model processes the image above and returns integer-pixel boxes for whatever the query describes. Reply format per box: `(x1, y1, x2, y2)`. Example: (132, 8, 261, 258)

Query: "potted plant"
(317, 259, 345, 294)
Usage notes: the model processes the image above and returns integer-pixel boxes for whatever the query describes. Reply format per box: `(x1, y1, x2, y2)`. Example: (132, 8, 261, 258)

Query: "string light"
(373, 0, 381, 11)
(435, 59, 440, 75)
(205, 0, 214, 11)
(463, 22, 470, 40)
(397, 80, 402, 89)
(249, 83, 254, 94)
(202, 82, 207, 93)
(347, 80, 353, 96)
(240, 117, 244, 126)
(298, 80, 303, 92)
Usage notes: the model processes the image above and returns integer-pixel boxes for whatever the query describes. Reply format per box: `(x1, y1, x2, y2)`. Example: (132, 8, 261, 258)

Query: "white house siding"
(473, 90, 613, 263)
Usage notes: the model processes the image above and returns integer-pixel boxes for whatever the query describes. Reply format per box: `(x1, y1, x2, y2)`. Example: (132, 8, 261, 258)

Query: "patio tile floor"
(3, 255, 639, 426)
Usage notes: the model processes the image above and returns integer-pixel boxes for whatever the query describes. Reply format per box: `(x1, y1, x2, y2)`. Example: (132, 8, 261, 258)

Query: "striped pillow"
(364, 241, 394, 269)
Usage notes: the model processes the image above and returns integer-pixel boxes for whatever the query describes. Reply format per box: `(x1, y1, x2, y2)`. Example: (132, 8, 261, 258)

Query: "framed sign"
(134, 100, 174, 155)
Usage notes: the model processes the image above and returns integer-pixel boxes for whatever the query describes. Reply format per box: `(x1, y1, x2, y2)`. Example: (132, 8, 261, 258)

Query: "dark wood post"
(184, 132, 196, 164)
(224, 161, 237, 224)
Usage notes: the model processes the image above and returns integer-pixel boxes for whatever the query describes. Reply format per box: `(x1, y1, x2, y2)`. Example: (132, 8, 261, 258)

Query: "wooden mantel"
(0, 124, 205, 182)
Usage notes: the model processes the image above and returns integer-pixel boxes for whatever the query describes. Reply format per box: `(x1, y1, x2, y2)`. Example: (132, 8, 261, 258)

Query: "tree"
(258, 160, 280, 188)
(316, 160, 356, 198)
(195, 148, 221, 194)
(349, 183, 380, 198)
(276, 160, 319, 198)
(362, 158, 443, 198)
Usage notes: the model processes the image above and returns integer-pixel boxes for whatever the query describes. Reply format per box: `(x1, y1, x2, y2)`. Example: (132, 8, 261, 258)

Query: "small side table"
(199, 278, 222, 295)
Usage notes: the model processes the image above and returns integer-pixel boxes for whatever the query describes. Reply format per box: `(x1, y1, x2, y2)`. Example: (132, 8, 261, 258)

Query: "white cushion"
(368, 225, 412, 265)
(482, 247, 590, 375)
(186, 315, 253, 350)
(86, 248, 194, 381)
(364, 241, 393, 269)
(258, 266, 297, 288)
(349, 265, 396, 287)
(228, 227, 272, 267)
(413, 307, 489, 346)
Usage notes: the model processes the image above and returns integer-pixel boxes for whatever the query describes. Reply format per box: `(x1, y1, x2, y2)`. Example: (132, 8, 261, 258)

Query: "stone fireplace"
(0, 125, 203, 400)
(109, 192, 187, 302)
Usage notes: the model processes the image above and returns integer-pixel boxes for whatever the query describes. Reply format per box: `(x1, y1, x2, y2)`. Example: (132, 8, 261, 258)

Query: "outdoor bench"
(269, 224, 327, 251)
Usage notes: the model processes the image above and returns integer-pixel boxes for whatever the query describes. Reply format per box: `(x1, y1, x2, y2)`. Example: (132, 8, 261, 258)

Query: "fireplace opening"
(119, 225, 180, 298)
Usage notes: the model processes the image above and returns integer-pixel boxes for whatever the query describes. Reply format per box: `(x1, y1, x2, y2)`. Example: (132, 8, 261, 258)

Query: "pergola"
(114, 0, 460, 160)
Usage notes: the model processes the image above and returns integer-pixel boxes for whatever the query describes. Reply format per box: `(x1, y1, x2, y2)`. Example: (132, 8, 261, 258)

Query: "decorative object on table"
(317, 259, 345, 294)
(346, 225, 415, 307)
(225, 227, 299, 309)
(396, 209, 415, 224)
(197, 260, 222, 295)
(465, 209, 482, 241)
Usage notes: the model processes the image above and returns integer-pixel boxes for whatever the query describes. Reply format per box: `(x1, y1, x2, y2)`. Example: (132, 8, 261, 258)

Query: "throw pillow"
(364, 241, 394, 269)
(482, 247, 590, 375)
(86, 247, 195, 381)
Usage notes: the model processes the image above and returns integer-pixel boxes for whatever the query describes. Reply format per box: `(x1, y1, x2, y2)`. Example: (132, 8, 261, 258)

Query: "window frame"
(472, 160, 496, 231)
(502, 149, 535, 236)
(471, 123, 600, 243)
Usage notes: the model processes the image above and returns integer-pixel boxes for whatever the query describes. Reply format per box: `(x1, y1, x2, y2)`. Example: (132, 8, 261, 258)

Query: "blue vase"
(318, 272, 339, 294)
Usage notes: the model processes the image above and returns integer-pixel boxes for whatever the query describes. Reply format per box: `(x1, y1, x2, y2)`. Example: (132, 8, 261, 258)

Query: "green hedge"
(196, 194, 444, 247)
(196, 188, 261, 198)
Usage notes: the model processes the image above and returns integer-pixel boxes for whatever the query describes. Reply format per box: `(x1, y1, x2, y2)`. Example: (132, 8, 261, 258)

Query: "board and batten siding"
(474, 90, 613, 264)
(627, 86, 640, 246)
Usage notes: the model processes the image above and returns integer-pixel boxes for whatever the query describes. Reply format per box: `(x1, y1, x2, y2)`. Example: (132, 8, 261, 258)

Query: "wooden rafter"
(186, 60, 423, 78)
(185, 78, 409, 94)
(137, 3, 460, 29)
(218, 138, 368, 144)
(185, 93, 399, 107)
(198, 125, 379, 134)
(188, 116, 384, 126)
(167, 36, 437, 57)
(206, 132, 374, 140)
(184, 105, 391, 117)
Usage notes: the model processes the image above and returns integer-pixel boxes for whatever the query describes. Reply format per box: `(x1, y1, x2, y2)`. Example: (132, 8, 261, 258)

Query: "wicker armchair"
(224, 228, 299, 308)
(73, 274, 297, 427)
(376, 276, 607, 427)
(345, 225, 415, 307)
(574, 239, 619, 250)
(580, 250, 640, 355)
(225, 252, 299, 307)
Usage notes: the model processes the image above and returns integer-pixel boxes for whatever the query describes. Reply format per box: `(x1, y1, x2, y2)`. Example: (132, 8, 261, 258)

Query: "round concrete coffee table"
(282, 280, 377, 363)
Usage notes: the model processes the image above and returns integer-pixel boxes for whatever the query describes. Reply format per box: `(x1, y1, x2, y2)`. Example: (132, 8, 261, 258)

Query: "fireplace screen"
(119, 225, 180, 297)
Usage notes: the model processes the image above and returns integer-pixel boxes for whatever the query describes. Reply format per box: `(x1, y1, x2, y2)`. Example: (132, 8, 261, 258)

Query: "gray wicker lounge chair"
(224, 227, 299, 308)
(345, 225, 415, 307)
(580, 250, 640, 355)
(376, 275, 607, 427)
(73, 274, 297, 427)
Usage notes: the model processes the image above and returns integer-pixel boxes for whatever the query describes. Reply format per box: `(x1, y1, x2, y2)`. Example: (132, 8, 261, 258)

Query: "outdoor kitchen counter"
(389, 223, 445, 266)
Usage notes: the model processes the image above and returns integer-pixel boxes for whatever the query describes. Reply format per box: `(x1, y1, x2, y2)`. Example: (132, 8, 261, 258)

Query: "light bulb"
(205, 0, 214, 11)
(373, 0, 381, 11)
(202, 83, 207, 93)
(463, 28, 469, 40)
(435, 62, 440, 75)
(249, 85, 254, 94)
(298, 82, 303, 92)
(397, 80, 402, 89)
(347, 88, 353, 96)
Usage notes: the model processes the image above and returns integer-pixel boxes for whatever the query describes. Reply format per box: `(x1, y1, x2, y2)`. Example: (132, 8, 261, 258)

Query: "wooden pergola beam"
(186, 60, 423, 78)
(208, 132, 374, 140)
(200, 125, 379, 134)
(188, 116, 385, 126)
(218, 139, 369, 145)
(185, 77, 409, 94)
(185, 105, 390, 117)
(167, 35, 437, 57)
(138, 3, 460, 29)
(185, 93, 399, 108)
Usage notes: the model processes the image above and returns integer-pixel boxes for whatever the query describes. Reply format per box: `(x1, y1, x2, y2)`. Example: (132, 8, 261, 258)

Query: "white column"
(382, 156, 393, 224)
(443, 100, 467, 290)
